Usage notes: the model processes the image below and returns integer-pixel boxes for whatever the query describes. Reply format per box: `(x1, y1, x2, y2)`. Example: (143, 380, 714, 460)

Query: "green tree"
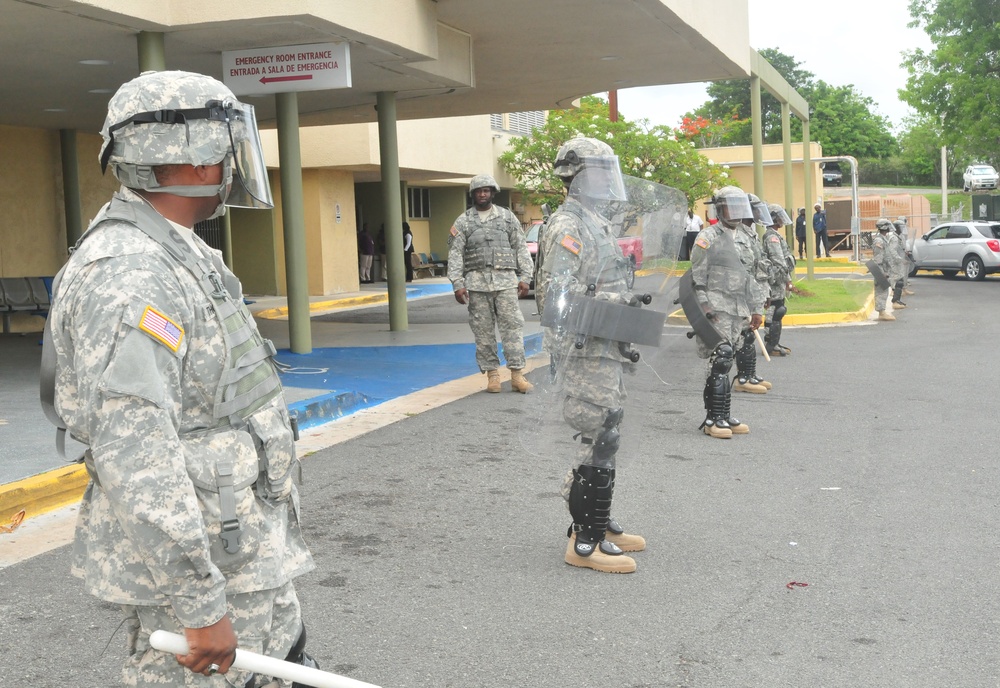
(692, 48, 815, 144)
(808, 81, 897, 159)
(497, 95, 732, 211)
(901, 0, 1000, 167)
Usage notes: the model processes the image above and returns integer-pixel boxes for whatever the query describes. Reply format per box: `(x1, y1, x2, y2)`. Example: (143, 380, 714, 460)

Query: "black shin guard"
(702, 342, 734, 430)
(892, 279, 904, 304)
(735, 332, 758, 382)
(568, 464, 614, 552)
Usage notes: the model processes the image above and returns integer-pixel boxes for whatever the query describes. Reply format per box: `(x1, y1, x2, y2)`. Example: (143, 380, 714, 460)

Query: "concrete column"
(802, 118, 814, 279)
(137, 32, 166, 72)
(750, 75, 764, 197)
(377, 91, 408, 331)
(59, 129, 83, 247)
(276, 91, 312, 354)
(781, 103, 794, 246)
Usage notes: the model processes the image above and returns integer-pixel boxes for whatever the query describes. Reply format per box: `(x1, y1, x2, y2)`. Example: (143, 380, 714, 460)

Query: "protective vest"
(460, 209, 518, 272)
(698, 227, 752, 317)
(40, 194, 288, 553)
(557, 201, 629, 292)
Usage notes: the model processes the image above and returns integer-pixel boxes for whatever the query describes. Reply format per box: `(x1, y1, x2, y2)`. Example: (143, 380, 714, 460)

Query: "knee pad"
(772, 300, 787, 322)
(710, 342, 734, 376)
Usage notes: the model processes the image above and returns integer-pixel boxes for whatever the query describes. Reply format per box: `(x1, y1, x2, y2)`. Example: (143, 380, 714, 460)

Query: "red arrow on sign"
(259, 74, 315, 84)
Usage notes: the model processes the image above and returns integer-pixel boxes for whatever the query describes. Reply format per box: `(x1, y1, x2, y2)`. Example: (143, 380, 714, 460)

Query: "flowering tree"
(498, 96, 733, 212)
(675, 112, 749, 149)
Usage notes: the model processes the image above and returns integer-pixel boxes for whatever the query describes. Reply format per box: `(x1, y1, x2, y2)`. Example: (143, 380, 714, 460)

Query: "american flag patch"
(449, 225, 458, 237)
(695, 236, 710, 249)
(138, 306, 184, 352)
(560, 234, 582, 255)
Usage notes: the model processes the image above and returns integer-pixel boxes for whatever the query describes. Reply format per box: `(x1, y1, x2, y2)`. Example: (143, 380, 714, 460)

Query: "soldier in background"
(447, 174, 534, 393)
(872, 218, 900, 321)
(536, 136, 647, 573)
(761, 203, 795, 356)
(46, 71, 316, 687)
(888, 220, 908, 310)
(730, 194, 772, 394)
(689, 186, 761, 438)
(894, 217, 915, 297)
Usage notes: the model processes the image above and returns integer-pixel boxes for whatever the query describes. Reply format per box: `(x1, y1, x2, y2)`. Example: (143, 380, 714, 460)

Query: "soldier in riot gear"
(688, 186, 761, 438)
(872, 217, 900, 321)
(447, 173, 534, 393)
(896, 217, 915, 295)
(761, 203, 795, 356)
(46, 71, 316, 687)
(889, 218, 909, 308)
(731, 194, 772, 393)
(536, 136, 647, 573)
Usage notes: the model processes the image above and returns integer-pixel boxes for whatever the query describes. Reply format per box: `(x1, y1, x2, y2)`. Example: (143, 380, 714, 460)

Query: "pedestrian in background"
(358, 223, 375, 283)
(813, 202, 830, 258)
(795, 207, 807, 259)
(682, 209, 704, 261)
(403, 221, 414, 282)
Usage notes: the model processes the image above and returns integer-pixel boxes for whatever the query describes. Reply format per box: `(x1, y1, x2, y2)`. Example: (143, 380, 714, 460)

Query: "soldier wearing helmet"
(688, 186, 761, 439)
(730, 193, 773, 393)
(47, 71, 316, 685)
(536, 136, 644, 574)
(872, 217, 901, 321)
(447, 173, 534, 393)
(761, 203, 796, 356)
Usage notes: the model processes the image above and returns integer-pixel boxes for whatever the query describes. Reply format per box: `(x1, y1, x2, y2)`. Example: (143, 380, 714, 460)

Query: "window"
(490, 111, 546, 136)
(407, 187, 430, 219)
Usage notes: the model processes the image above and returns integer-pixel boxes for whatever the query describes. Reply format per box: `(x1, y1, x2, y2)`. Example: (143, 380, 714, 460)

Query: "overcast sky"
(616, 0, 934, 133)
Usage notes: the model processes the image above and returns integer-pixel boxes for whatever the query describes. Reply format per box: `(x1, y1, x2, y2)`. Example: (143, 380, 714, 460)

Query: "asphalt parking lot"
(2, 272, 998, 688)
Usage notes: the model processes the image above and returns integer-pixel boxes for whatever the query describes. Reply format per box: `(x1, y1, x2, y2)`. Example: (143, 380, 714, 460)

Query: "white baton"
(149, 630, 381, 688)
(753, 328, 771, 362)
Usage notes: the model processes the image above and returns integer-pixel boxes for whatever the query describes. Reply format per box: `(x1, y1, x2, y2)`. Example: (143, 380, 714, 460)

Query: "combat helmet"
(767, 203, 792, 227)
(708, 186, 753, 226)
(553, 136, 625, 201)
(99, 70, 273, 214)
(469, 174, 501, 194)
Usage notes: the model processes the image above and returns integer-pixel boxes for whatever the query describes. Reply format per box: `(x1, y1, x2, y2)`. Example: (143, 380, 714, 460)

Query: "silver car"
(910, 221, 1000, 281)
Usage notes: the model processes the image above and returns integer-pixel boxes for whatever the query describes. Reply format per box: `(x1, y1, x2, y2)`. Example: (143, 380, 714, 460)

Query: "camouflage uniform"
(49, 71, 313, 687)
(761, 204, 796, 355)
(731, 221, 770, 390)
(691, 224, 755, 359)
(872, 227, 900, 312)
(447, 200, 533, 372)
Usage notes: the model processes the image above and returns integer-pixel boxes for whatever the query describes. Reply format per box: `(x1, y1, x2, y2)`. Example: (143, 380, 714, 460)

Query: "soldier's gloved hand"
(750, 313, 764, 331)
(517, 281, 529, 298)
(454, 287, 469, 305)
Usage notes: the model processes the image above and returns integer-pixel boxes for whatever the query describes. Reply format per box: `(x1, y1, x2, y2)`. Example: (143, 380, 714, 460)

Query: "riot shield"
(520, 173, 687, 466)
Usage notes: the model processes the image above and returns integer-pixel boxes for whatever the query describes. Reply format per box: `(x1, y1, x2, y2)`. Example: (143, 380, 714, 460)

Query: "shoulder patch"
(138, 305, 184, 353)
(560, 234, 582, 255)
(695, 236, 711, 250)
(768, 236, 780, 243)
(449, 225, 458, 237)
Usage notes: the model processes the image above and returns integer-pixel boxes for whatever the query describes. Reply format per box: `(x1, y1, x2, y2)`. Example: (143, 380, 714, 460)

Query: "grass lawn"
(788, 277, 870, 313)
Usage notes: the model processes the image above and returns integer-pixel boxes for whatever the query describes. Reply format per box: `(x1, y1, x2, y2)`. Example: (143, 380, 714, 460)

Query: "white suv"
(962, 164, 999, 192)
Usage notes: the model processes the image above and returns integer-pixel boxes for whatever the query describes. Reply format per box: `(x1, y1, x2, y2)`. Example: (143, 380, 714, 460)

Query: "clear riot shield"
(520, 173, 687, 469)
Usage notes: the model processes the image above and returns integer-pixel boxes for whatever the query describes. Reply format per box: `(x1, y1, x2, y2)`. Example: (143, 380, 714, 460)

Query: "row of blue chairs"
(1, 277, 52, 333)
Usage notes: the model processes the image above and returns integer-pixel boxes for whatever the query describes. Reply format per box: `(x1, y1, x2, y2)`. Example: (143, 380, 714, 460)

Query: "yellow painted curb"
(0, 463, 88, 523)
(256, 293, 389, 320)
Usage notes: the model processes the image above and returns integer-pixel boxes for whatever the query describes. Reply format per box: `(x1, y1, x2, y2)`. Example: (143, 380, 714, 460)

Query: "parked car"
(909, 221, 1000, 281)
(962, 164, 999, 192)
(521, 220, 643, 292)
(821, 162, 843, 187)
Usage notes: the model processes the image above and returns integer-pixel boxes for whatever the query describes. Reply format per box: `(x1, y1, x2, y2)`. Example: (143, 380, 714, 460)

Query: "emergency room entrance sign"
(222, 42, 351, 95)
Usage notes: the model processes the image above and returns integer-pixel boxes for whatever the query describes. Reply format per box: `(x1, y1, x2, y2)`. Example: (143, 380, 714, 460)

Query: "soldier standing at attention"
(448, 174, 534, 393)
(730, 194, 772, 394)
(46, 71, 316, 687)
(536, 136, 648, 573)
(688, 186, 761, 439)
(761, 203, 795, 357)
(872, 218, 900, 321)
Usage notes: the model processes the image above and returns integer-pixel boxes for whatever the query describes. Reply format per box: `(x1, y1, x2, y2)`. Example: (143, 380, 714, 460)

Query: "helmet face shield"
(750, 200, 772, 225)
(223, 101, 273, 209)
(769, 205, 792, 226)
(712, 190, 753, 223)
(569, 156, 626, 202)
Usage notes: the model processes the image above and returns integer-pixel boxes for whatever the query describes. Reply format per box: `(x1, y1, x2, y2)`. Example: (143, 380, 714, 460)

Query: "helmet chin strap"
(142, 159, 233, 219)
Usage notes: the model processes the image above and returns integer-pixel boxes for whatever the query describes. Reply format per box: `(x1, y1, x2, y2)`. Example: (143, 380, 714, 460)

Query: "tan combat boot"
(703, 420, 733, 439)
(605, 517, 646, 552)
(733, 377, 768, 394)
(564, 534, 637, 574)
(878, 311, 896, 321)
(486, 369, 501, 393)
(510, 368, 533, 393)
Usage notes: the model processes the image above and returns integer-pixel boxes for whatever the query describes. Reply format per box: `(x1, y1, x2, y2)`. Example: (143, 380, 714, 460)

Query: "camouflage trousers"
(467, 288, 525, 371)
(874, 284, 890, 311)
(121, 581, 301, 687)
(694, 310, 748, 361)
